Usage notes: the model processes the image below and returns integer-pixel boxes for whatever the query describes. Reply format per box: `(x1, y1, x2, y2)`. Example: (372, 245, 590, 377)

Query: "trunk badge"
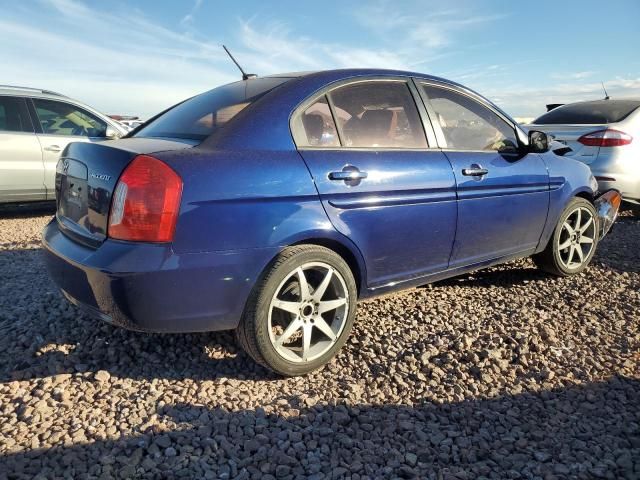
(90, 173, 112, 181)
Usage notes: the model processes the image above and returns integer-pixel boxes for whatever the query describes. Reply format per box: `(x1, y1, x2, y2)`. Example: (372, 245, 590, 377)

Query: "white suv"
(0, 85, 127, 204)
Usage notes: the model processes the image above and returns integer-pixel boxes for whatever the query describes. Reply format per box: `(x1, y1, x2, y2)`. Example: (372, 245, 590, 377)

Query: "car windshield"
(534, 100, 640, 125)
(134, 77, 292, 141)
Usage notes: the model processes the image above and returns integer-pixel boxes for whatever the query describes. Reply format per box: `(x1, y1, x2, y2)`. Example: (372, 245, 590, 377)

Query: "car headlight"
(589, 175, 599, 193)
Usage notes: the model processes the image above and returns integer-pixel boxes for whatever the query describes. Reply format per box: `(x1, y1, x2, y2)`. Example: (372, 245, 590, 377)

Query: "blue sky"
(2, 0, 639, 118)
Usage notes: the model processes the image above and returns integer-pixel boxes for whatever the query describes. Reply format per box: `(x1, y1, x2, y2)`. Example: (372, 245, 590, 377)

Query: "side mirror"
(528, 130, 550, 153)
(105, 126, 122, 140)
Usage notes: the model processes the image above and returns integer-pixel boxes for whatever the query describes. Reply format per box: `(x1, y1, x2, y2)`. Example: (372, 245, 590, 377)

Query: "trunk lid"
(55, 138, 195, 247)
(527, 124, 607, 164)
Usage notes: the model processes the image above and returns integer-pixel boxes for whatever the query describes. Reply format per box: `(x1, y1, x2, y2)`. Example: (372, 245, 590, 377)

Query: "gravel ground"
(0, 208, 638, 479)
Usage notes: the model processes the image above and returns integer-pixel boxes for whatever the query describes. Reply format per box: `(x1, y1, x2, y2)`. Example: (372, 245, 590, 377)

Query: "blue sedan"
(43, 69, 621, 375)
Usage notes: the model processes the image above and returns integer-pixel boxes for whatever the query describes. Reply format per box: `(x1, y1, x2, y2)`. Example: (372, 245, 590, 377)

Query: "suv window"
(534, 100, 640, 124)
(328, 81, 427, 148)
(135, 77, 291, 141)
(0, 96, 33, 133)
(33, 99, 108, 137)
(422, 85, 518, 153)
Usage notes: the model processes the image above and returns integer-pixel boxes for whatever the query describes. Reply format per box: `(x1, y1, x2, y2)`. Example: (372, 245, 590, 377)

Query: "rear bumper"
(42, 219, 278, 333)
(592, 168, 640, 203)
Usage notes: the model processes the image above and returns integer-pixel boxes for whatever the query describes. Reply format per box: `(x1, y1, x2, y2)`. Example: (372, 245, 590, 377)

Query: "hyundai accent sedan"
(43, 69, 621, 376)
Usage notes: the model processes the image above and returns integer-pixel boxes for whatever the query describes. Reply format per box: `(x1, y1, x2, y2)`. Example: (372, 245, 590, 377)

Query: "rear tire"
(236, 245, 357, 376)
(533, 197, 599, 276)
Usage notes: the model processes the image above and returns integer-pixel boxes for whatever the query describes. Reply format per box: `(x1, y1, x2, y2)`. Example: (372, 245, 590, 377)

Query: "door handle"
(329, 170, 368, 181)
(462, 165, 488, 177)
(329, 166, 368, 186)
(44, 145, 62, 153)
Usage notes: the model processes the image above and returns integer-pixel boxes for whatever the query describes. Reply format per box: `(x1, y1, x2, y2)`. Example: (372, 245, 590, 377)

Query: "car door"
(29, 98, 109, 200)
(293, 78, 457, 289)
(418, 82, 549, 267)
(0, 95, 45, 203)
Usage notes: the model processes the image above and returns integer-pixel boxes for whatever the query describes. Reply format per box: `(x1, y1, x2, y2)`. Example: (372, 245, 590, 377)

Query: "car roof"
(263, 68, 457, 85)
(560, 98, 640, 107)
(0, 84, 69, 100)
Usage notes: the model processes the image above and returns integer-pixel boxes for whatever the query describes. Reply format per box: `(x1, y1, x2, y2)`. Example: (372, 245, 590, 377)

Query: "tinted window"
(534, 100, 640, 124)
(0, 96, 33, 133)
(423, 85, 518, 153)
(328, 81, 427, 148)
(33, 99, 107, 137)
(135, 77, 291, 141)
(298, 96, 339, 147)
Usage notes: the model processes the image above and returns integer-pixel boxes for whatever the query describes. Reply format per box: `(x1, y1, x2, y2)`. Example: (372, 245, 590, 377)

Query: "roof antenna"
(601, 81, 610, 100)
(222, 45, 257, 81)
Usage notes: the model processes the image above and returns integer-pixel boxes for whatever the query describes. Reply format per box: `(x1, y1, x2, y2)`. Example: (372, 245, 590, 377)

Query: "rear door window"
(0, 96, 34, 133)
(33, 99, 107, 137)
(534, 100, 640, 124)
(135, 77, 292, 141)
(328, 81, 427, 148)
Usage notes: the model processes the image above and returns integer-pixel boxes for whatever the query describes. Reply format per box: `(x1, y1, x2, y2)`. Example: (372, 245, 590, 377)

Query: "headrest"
(360, 109, 393, 133)
(302, 113, 324, 143)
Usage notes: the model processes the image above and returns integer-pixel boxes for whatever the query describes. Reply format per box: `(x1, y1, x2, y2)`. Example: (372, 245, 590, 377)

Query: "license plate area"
(58, 159, 89, 222)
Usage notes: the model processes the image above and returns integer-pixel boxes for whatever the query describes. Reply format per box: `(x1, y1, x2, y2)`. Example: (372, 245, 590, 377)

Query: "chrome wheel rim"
(268, 262, 349, 363)
(558, 206, 596, 270)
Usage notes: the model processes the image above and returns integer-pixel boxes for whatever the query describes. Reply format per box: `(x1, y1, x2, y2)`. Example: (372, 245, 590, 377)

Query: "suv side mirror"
(528, 130, 550, 153)
(105, 126, 121, 140)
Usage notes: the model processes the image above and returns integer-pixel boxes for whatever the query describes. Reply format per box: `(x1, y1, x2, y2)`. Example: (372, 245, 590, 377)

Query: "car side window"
(0, 96, 33, 133)
(299, 96, 340, 147)
(422, 85, 518, 153)
(328, 81, 427, 149)
(32, 99, 108, 138)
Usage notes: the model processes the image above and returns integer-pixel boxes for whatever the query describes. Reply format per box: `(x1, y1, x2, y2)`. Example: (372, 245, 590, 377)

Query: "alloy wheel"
(557, 206, 596, 270)
(268, 262, 349, 363)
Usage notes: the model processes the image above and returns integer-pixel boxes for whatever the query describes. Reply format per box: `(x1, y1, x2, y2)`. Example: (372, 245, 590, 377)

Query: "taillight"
(578, 129, 633, 147)
(108, 155, 182, 242)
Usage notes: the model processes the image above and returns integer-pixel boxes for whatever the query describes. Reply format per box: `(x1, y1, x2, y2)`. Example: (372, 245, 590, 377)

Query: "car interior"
(34, 100, 107, 137)
(424, 86, 518, 153)
(300, 82, 428, 149)
(0, 99, 30, 132)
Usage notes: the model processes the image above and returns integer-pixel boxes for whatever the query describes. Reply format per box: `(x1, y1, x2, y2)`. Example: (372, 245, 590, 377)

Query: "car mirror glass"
(528, 130, 549, 153)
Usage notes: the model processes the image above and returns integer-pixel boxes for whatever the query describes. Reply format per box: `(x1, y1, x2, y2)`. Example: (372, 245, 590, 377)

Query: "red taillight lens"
(578, 129, 633, 147)
(108, 155, 182, 242)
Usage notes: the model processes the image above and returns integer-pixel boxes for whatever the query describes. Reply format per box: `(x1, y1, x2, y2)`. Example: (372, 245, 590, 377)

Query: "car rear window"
(534, 100, 640, 125)
(134, 77, 292, 141)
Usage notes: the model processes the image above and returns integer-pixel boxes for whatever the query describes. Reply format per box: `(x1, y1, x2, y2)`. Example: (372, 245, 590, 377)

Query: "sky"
(1, 0, 639, 119)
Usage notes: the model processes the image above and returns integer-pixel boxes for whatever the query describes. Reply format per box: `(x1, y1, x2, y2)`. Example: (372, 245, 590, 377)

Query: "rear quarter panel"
(155, 148, 337, 253)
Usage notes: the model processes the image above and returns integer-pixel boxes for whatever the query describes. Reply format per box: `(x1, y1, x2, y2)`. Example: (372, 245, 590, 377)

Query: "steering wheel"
(72, 125, 89, 136)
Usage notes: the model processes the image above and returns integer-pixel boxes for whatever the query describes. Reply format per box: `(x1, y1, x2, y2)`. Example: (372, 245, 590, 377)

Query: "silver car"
(0, 85, 127, 204)
(527, 99, 640, 212)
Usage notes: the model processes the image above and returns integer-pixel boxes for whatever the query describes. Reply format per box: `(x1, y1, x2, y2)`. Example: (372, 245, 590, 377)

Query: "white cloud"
(353, 1, 508, 52)
(551, 71, 597, 80)
(0, 0, 235, 117)
(180, 0, 204, 27)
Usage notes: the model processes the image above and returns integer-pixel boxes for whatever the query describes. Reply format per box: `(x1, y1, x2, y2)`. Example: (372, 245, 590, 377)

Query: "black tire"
(236, 245, 357, 376)
(533, 197, 599, 276)
(626, 202, 640, 217)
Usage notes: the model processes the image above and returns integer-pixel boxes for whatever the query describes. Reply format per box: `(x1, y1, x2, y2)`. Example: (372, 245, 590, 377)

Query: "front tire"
(533, 197, 599, 276)
(236, 245, 357, 376)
